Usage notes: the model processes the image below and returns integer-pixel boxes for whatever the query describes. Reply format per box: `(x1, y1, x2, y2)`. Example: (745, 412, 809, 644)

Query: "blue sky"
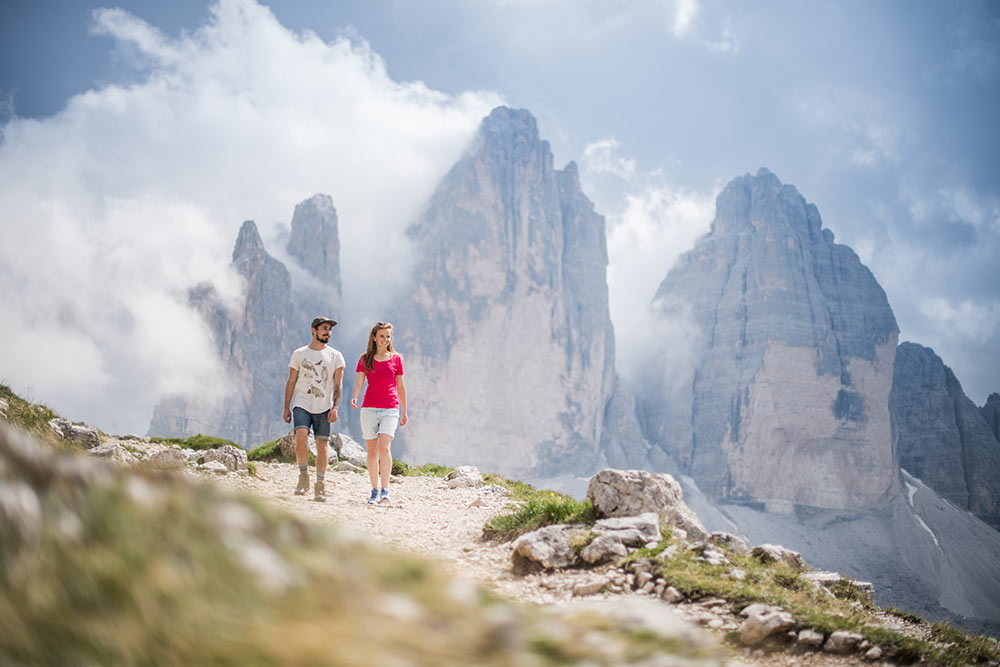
(1, 0, 998, 434)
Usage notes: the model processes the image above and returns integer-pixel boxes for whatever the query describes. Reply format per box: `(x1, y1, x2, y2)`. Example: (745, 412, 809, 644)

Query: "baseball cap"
(311, 316, 337, 328)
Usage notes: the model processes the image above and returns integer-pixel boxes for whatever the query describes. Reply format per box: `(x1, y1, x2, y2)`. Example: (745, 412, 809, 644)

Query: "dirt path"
(213, 462, 872, 666)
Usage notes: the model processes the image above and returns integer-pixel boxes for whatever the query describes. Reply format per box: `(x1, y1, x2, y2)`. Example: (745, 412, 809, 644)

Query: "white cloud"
(581, 138, 716, 377)
(671, 0, 700, 37)
(0, 0, 502, 433)
(794, 87, 901, 166)
(708, 24, 739, 54)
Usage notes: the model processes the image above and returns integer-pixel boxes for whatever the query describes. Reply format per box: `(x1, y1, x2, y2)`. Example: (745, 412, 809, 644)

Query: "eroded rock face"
(149, 196, 343, 449)
(890, 342, 1000, 529)
(394, 107, 644, 477)
(636, 169, 900, 510)
(286, 194, 342, 323)
(980, 393, 1000, 452)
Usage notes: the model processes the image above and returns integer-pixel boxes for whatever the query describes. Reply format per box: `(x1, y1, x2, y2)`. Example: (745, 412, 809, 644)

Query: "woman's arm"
(396, 374, 407, 426)
(350, 372, 365, 409)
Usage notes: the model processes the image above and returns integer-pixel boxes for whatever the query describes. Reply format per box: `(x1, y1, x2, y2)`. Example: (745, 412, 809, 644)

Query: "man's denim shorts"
(292, 406, 331, 439)
(360, 407, 400, 440)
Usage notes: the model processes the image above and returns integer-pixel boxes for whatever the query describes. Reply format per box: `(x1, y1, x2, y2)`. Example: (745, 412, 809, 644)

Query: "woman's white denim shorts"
(360, 407, 400, 440)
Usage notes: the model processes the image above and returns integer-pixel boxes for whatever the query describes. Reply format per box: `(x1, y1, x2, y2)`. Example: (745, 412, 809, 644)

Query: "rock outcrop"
(982, 393, 1000, 444)
(394, 107, 646, 477)
(890, 341, 1000, 529)
(636, 168, 900, 510)
(285, 194, 342, 324)
(149, 220, 297, 446)
(149, 197, 343, 447)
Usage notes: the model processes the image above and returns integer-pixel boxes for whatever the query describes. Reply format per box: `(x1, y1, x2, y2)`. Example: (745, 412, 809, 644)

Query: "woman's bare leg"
(378, 433, 393, 490)
(366, 438, 379, 489)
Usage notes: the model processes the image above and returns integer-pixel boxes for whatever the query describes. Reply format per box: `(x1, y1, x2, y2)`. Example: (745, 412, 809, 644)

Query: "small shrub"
(247, 462, 257, 477)
(391, 459, 410, 476)
(828, 578, 871, 607)
(931, 622, 1000, 664)
(247, 437, 311, 464)
(885, 607, 924, 624)
(771, 570, 806, 591)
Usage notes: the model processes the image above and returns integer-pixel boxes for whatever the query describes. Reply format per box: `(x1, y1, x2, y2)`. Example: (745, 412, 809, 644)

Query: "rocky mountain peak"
(711, 168, 823, 242)
(287, 194, 340, 283)
(392, 106, 641, 478)
(232, 219, 266, 265)
(638, 169, 899, 510)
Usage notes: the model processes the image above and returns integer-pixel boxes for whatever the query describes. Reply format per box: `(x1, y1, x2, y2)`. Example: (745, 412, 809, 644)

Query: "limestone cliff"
(149, 220, 298, 445)
(982, 393, 1000, 444)
(149, 196, 343, 447)
(637, 169, 900, 510)
(890, 342, 1000, 529)
(286, 194, 342, 324)
(394, 107, 646, 477)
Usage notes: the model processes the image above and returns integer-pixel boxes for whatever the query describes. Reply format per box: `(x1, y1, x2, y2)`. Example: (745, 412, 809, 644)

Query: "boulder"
(740, 606, 795, 646)
(593, 512, 662, 546)
(48, 418, 101, 449)
(708, 532, 749, 555)
(797, 628, 825, 648)
(510, 524, 588, 573)
(751, 544, 806, 570)
(587, 469, 707, 540)
(200, 445, 249, 473)
(89, 441, 139, 466)
(200, 460, 231, 474)
(331, 431, 366, 468)
(446, 466, 483, 489)
(146, 447, 189, 472)
(580, 534, 628, 565)
(823, 630, 864, 654)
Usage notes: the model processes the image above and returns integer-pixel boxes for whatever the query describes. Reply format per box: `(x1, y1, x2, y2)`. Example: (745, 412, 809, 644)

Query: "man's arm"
(328, 366, 344, 423)
(283, 367, 298, 423)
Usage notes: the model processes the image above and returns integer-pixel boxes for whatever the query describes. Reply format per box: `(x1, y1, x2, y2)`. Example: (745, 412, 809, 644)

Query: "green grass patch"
(0, 383, 63, 448)
(623, 538, 1000, 666)
(149, 434, 239, 451)
(483, 494, 595, 542)
(393, 461, 453, 477)
(884, 607, 925, 624)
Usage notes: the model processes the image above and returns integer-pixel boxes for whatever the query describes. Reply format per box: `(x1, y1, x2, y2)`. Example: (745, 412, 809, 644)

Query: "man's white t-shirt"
(289, 345, 346, 414)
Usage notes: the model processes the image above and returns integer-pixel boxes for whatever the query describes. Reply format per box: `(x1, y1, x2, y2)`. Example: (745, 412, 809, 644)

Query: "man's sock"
(299, 463, 308, 474)
(316, 470, 325, 483)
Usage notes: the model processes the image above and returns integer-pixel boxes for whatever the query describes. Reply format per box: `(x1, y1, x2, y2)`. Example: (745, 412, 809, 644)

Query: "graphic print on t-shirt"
(300, 358, 330, 399)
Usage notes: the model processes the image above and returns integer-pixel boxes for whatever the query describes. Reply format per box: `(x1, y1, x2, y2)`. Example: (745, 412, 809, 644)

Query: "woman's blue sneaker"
(379, 488, 390, 503)
(367, 488, 379, 505)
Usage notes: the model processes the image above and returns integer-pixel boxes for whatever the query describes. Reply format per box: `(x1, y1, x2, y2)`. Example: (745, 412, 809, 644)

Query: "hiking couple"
(282, 317, 407, 504)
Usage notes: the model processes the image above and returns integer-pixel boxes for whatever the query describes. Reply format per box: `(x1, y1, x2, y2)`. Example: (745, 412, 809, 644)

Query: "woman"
(350, 321, 408, 504)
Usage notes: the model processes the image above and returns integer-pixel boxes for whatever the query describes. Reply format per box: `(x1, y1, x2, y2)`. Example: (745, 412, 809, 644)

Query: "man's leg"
(314, 438, 328, 502)
(292, 408, 311, 496)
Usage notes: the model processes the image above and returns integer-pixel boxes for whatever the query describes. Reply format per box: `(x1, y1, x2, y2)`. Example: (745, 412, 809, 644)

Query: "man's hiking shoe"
(379, 488, 390, 504)
(367, 488, 379, 505)
(294, 472, 309, 496)
(314, 481, 326, 503)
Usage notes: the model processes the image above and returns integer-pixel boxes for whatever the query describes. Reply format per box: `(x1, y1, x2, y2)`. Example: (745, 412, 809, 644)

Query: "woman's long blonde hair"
(362, 322, 394, 372)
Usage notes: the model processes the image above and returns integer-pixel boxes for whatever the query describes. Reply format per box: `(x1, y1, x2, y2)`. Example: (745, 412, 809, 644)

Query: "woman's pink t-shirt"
(356, 354, 404, 408)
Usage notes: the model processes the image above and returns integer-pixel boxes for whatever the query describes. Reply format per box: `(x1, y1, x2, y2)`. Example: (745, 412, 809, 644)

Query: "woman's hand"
(350, 396, 359, 409)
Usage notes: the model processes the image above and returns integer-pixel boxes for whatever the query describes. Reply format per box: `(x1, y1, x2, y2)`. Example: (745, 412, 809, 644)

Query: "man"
(283, 316, 345, 502)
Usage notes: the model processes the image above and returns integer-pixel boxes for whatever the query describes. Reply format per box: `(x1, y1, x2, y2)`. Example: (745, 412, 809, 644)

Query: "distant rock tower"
(637, 169, 900, 510)
(394, 107, 650, 477)
(149, 196, 342, 447)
